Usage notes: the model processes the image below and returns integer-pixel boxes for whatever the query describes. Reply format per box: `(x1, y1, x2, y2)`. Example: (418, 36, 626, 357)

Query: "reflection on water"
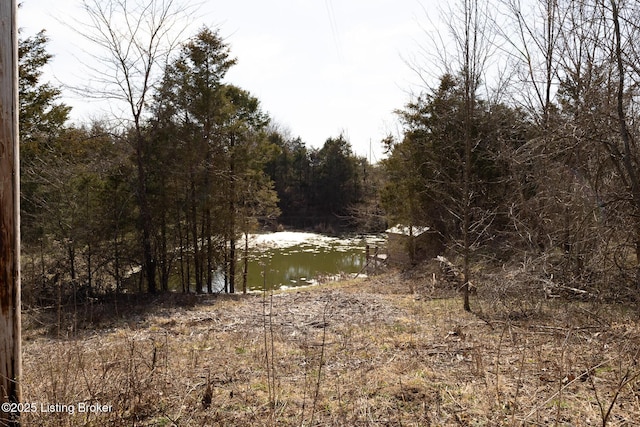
(212, 232, 384, 292)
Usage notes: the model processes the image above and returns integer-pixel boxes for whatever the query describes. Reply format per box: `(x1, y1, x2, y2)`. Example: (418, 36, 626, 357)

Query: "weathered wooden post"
(374, 246, 379, 274)
(0, 0, 22, 424)
(365, 245, 370, 274)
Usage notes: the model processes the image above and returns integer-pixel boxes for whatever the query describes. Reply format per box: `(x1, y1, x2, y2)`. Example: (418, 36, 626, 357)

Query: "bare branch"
(66, 0, 195, 126)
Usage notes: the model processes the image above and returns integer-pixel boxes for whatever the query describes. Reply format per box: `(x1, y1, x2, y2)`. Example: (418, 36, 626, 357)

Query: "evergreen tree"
(18, 30, 70, 143)
(153, 27, 277, 293)
(383, 74, 529, 257)
(313, 135, 361, 218)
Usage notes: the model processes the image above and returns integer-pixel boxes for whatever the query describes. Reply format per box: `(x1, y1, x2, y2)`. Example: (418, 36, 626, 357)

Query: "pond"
(215, 231, 386, 292)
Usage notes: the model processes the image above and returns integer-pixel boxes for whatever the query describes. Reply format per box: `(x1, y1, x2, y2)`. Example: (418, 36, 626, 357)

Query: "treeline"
(265, 133, 384, 232)
(381, 0, 640, 303)
(23, 0, 640, 306)
(19, 28, 381, 302)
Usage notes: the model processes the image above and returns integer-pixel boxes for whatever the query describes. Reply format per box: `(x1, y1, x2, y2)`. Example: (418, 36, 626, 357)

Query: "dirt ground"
(19, 269, 640, 426)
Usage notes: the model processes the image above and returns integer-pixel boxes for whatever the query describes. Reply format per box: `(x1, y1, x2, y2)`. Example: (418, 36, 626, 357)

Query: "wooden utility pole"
(0, 0, 22, 424)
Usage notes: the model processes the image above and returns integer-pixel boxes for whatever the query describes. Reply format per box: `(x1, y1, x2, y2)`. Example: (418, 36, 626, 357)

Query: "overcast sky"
(18, 0, 441, 161)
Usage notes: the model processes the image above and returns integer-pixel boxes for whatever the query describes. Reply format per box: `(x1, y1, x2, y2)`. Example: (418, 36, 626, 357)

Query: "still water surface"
(216, 232, 385, 292)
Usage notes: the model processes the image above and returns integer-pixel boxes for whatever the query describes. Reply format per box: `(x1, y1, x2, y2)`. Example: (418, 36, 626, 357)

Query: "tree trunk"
(610, 0, 640, 283)
(0, 1, 22, 423)
(229, 236, 236, 294)
(243, 232, 249, 294)
(135, 132, 157, 293)
(112, 183, 122, 294)
(206, 210, 213, 293)
(462, 0, 475, 313)
(229, 133, 236, 294)
(199, 207, 207, 291)
(159, 204, 169, 292)
(114, 230, 121, 294)
(86, 243, 92, 297)
(177, 203, 186, 293)
(223, 244, 228, 293)
(68, 243, 76, 282)
(190, 178, 202, 293)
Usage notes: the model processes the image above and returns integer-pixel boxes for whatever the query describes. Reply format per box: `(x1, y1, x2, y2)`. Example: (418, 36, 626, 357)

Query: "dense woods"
(19, 26, 375, 302)
(382, 0, 640, 305)
(17, 0, 640, 306)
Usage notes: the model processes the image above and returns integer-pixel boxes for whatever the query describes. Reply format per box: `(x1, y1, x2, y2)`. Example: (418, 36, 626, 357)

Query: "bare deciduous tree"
(608, 0, 640, 283)
(73, 0, 191, 293)
(444, 0, 494, 311)
(407, 0, 496, 311)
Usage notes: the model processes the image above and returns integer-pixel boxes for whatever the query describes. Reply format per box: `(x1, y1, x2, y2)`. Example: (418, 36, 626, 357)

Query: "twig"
(522, 359, 611, 422)
(554, 328, 573, 427)
(495, 323, 507, 406)
(262, 264, 277, 425)
(310, 301, 331, 426)
(592, 364, 640, 427)
(299, 329, 310, 427)
(510, 344, 527, 427)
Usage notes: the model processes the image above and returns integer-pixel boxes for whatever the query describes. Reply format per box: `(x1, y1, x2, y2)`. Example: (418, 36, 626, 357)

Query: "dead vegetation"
(20, 263, 640, 426)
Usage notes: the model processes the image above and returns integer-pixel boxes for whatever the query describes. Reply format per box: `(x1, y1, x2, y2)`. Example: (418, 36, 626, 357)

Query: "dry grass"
(19, 269, 640, 426)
